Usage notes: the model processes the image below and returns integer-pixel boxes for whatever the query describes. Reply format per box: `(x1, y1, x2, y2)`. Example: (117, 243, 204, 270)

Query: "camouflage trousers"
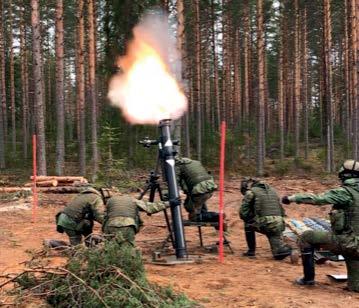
(184, 192, 213, 218)
(245, 223, 291, 259)
(104, 226, 136, 247)
(62, 220, 93, 246)
(300, 230, 359, 292)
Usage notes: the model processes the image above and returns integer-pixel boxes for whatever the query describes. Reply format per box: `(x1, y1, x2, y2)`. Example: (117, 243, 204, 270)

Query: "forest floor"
(1, 177, 359, 307)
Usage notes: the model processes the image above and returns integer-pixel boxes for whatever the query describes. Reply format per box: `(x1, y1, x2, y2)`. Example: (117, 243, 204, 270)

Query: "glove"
(169, 197, 181, 207)
(282, 196, 291, 204)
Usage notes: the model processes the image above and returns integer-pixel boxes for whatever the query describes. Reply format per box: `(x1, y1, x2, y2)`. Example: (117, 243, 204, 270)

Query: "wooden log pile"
(0, 176, 90, 194)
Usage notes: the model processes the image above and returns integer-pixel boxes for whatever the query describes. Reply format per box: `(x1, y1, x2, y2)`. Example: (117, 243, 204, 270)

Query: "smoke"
(107, 10, 187, 125)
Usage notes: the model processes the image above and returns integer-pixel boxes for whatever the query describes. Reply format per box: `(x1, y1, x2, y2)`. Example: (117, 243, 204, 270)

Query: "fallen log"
(30, 176, 88, 183)
(38, 186, 86, 194)
(25, 180, 58, 187)
(0, 187, 31, 193)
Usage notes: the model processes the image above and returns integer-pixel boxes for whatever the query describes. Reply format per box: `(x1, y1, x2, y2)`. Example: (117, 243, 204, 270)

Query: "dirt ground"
(1, 177, 359, 307)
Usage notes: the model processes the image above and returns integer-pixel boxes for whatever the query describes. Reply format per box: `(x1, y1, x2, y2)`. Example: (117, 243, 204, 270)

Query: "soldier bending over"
(102, 195, 170, 246)
(55, 187, 106, 246)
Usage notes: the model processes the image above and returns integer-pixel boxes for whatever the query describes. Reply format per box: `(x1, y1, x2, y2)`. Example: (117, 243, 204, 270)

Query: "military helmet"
(338, 160, 359, 180)
(240, 177, 258, 195)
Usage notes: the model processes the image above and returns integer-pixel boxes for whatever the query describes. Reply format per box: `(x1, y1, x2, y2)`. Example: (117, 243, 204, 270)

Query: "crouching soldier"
(56, 187, 105, 246)
(176, 157, 218, 222)
(240, 178, 293, 260)
(282, 160, 359, 291)
(102, 195, 170, 246)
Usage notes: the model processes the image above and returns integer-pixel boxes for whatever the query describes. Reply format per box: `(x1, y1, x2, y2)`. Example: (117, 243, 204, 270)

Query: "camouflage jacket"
(176, 157, 217, 195)
(57, 188, 105, 231)
(288, 178, 359, 208)
(239, 184, 285, 222)
(103, 196, 168, 233)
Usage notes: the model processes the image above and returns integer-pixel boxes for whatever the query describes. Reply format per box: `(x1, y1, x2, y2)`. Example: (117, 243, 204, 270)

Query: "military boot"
(345, 259, 359, 292)
(242, 228, 256, 257)
(295, 247, 315, 286)
(268, 235, 292, 260)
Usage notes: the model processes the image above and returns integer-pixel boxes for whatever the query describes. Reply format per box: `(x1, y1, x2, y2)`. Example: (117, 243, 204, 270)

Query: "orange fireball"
(108, 13, 187, 125)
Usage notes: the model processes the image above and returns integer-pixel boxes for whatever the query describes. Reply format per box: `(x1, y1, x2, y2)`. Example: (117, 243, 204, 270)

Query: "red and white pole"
(218, 121, 226, 262)
(32, 135, 38, 223)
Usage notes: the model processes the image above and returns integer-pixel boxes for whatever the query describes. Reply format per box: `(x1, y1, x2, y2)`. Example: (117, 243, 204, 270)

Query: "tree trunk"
(31, 0, 47, 175)
(9, 0, 16, 156)
(278, 0, 285, 161)
(88, 0, 99, 180)
(194, 0, 202, 160)
(302, 8, 309, 159)
(174, 0, 185, 155)
(0, 0, 5, 168)
(20, 4, 28, 160)
(323, 0, 334, 171)
(211, 0, 220, 129)
(233, 27, 241, 127)
(349, 0, 358, 159)
(257, 0, 265, 175)
(55, 0, 65, 175)
(76, 0, 86, 175)
(294, 0, 301, 159)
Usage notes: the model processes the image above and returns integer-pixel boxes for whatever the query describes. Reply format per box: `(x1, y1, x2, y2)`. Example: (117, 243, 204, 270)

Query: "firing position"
(282, 160, 359, 291)
(56, 187, 107, 246)
(102, 195, 169, 246)
(175, 157, 218, 222)
(240, 178, 293, 260)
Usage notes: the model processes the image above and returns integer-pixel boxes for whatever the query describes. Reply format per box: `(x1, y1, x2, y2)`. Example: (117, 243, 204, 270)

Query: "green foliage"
(16, 240, 197, 308)
(273, 160, 291, 176)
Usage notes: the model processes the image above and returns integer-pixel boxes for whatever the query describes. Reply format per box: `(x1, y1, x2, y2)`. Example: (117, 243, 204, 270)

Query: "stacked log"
(29, 176, 88, 186)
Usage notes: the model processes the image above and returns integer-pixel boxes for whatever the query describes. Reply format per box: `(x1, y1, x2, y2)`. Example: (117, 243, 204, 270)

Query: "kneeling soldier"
(176, 157, 218, 222)
(102, 195, 169, 246)
(282, 160, 359, 291)
(240, 178, 292, 260)
(56, 187, 105, 246)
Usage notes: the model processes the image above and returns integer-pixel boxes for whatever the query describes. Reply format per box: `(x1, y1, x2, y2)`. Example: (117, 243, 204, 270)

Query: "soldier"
(282, 159, 359, 291)
(56, 187, 106, 246)
(176, 157, 218, 222)
(240, 178, 293, 260)
(102, 194, 171, 246)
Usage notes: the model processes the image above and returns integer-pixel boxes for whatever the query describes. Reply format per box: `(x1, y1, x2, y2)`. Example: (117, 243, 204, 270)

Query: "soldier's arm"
(239, 190, 255, 221)
(288, 187, 352, 206)
(90, 196, 105, 224)
(135, 200, 169, 214)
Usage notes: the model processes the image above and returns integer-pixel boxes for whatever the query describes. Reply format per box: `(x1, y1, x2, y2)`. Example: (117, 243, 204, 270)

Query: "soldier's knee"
(299, 230, 315, 249)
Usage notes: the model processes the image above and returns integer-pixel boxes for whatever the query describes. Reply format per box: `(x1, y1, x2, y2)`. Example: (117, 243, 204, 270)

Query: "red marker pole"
(218, 121, 226, 262)
(32, 135, 38, 223)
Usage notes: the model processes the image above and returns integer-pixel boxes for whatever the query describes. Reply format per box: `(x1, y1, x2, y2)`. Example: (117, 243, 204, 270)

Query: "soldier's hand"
(169, 197, 181, 207)
(281, 196, 291, 204)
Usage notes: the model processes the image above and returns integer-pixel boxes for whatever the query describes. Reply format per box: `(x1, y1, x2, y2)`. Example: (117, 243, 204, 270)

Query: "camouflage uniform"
(56, 187, 105, 246)
(176, 157, 217, 220)
(288, 178, 359, 291)
(240, 181, 292, 259)
(102, 195, 168, 246)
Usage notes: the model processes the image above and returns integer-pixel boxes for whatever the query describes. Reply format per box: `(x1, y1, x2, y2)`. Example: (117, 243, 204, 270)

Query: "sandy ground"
(1, 177, 359, 307)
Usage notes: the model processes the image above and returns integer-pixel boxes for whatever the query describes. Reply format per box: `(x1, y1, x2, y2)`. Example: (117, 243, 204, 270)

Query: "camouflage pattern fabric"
(61, 220, 93, 246)
(105, 226, 136, 246)
(288, 178, 359, 257)
(176, 157, 217, 195)
(184, 192, 213, 217)
(240, 182, 290, 258)
(58, 189, 105, 229)
(103, 195, 168, 234)
(245, 221, 291, 258)
(288, 178, 359, 291)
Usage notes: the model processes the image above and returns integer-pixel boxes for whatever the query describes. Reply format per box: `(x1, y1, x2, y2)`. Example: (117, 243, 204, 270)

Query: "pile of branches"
(3, 241, 196, 307)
